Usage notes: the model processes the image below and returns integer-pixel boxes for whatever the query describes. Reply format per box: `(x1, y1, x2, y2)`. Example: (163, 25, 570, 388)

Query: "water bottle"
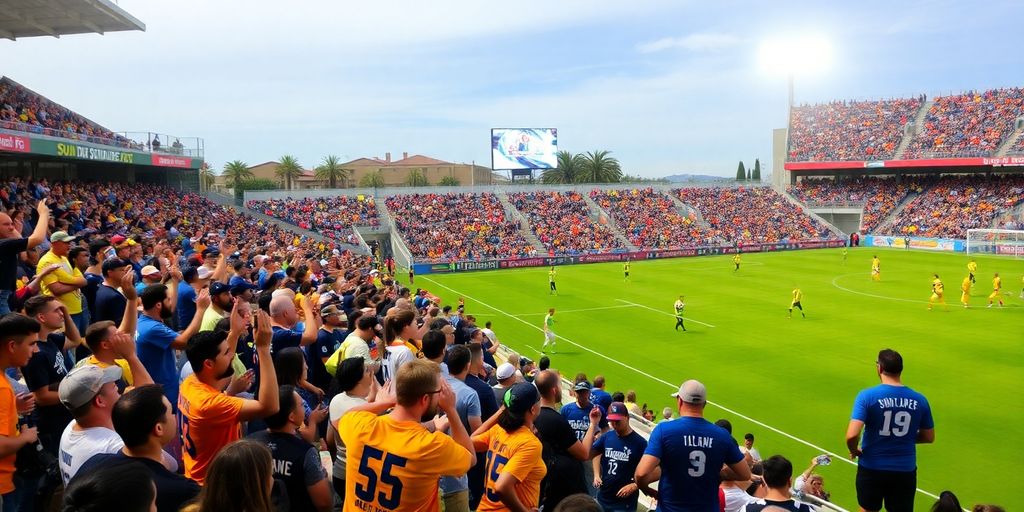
(815, 454, 831, 466)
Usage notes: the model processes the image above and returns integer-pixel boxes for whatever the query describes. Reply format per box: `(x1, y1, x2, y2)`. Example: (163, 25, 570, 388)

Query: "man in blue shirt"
(562, 380, 608, 497)
(635, 379, 749, 512)
(591, 375, 613, 410)
(137, 283, 210, 410)
(846, 349, 934, 512)
(176, 266, 210, 330)
(591, 402, 647, 512)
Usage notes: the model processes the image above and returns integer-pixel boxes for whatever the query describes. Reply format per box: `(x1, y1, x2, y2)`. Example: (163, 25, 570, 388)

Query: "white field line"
(422, 275, 943, 503)
(831, 273, 1020, 310)
(615, 299, 716, 327)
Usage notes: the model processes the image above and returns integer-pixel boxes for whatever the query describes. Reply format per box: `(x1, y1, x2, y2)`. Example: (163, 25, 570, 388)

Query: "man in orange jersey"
(179, 302, 279, 485)
(340, 359, 475, 512)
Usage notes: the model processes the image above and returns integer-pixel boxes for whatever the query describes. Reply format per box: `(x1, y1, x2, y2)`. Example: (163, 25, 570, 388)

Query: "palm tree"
(199, 162, 216, 191)
(221, 160, 254, 191)
(438, 176, 460, 186)
(579, 150, 623, 183)
(542, 150, 584, 184)
(275, 155, 304, 190)
(406, 168, 429, 187)
(315, 155, 351, 189)
(359, 169, 386, 188)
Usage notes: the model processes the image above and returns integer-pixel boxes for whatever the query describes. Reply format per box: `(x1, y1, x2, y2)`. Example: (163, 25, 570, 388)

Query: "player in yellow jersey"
(1020, 274, 1024, 299)
(733, 253, 741, 272)
(928, 274, 945, 310)
(788, 286, 805, 318)
(340, 360, 474, 512)
(960, 275, 972, 308)
(842, 247, 848, 264)
(967, 259, 978, 284)
(472, 383, 550, 512)
(548, 267, 557, 295)
(871, 255, 881, 281)
(623, 259, 630, 281)
(988, 272, 1003, 308)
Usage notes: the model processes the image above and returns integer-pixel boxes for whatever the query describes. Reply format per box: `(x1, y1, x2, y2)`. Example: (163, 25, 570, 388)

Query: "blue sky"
(3, 0, 1022, 177)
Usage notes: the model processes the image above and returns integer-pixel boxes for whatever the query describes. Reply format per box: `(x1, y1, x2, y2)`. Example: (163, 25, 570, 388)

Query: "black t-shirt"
(76, 452, 200, 512)
(310, 328, 345, 391)
(248, 430, 325, 512)
(464, 374, 498, 421)
(0, 238, 28, 291)
(534, 406, 587, 509)
(744, 498, 814, 512)
(82, 272, 104, 318)
(94, 283, 128, 326)
(22, 332, 72, 443)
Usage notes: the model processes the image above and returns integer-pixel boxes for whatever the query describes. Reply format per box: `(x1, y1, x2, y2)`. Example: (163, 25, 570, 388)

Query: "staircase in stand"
(995, 126, 1024, 157)
(893, 99, 934, 159)
(664, 190, 711, 229)
(871, 191, 921, 234)
(777, 190, 846, 237)
(495, 192, 547, 253)
(580, 192, 639, 251)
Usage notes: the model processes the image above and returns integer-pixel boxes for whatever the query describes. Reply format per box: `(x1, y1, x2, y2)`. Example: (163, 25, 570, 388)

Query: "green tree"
(314, 155, 351, 189)
(578, 150, 623, 183)
(222, 160, 254, 193)
(542, 150, 584, 184)
(752, 158, 762, 181)
(359, 169, 386, 188)
(406, 168, 429, 187)
(736, 161, 746, 181)
(438, 176, 460, 186)
(275, 155, 304, 190)
(199, 162, 216, 191)
(747, 169, 752, 180)
(236, 178, 280, 190)
(621, 174, 669, 184)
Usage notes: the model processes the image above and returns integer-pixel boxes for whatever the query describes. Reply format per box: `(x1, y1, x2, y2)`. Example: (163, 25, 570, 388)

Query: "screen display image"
(491, 128, 558, 170)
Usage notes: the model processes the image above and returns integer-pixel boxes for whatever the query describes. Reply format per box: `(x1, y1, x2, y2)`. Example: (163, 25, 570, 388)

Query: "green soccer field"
(417, 247, 1023, 511)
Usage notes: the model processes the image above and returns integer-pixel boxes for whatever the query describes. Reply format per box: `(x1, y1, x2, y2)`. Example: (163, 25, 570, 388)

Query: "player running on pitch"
(871, 255, 881, 282)
(788, 286, 805, 318)
(673, 296, 686, 331)
(541, 308, 556, 353)
(733, 253, 741, 272)
(967, 259, 978, 284)
(928, 274, 946, 311)
(988, 273, 1003, 308)
(960, 275, 972, 308)
(548, 266, 557, 295)
(842, 247, 848, 264)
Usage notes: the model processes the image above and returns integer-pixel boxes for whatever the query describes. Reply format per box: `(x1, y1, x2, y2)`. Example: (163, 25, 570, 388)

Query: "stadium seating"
(883, 174, 1024, 238)
(589, 188, 710, 248)
(385, 192, 533, 261)
(788, 177, 924, 233)
(903, 88, 1024, 158)
(675, 187, 836, 243)
(788, 97, 923, 161)
(247, 196, 380, 245)
(508, 191, 625, 254)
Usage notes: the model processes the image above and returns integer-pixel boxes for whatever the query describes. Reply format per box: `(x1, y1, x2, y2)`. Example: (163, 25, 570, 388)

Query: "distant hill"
(663, 173, 733, 183)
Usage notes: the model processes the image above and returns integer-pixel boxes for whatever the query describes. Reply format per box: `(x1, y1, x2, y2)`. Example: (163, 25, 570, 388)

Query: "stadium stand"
(247, 196, 380, 245)
(882, 174, 1024, 238)
(676, 187, 836, 243)
(903, 88, 1024, 159)
(589, 188, 711, 248)
(788, 177, 926, 233)
(508, 191, 625, 255)
(788, 97, 923, 161)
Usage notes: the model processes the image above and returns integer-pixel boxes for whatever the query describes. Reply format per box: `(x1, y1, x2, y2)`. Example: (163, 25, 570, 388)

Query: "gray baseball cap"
(59, 365, 123, 410)
(671, 379, 707, 405)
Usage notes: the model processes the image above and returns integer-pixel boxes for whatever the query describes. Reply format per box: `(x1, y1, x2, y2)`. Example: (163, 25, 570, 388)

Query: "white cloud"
(636, 32, 741, 53)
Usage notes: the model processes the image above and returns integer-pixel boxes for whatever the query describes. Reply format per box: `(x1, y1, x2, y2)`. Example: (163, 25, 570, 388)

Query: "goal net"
(966, 229, 1024, 258)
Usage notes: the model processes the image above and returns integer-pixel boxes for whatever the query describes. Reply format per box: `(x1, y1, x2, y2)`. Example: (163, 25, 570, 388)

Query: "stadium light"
(757, 35, 833, 107)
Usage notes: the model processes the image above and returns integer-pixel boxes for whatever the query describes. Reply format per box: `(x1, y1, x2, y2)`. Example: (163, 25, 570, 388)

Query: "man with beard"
(137, 283, 210, 412)
(179, 307, 278, 485)
(200, 282, 233, 332)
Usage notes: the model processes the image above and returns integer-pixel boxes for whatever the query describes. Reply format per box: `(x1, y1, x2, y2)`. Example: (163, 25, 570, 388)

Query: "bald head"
(269, 295, 298, 326)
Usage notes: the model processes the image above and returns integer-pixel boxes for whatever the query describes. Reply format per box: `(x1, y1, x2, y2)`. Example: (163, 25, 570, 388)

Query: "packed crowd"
(589, 188, 710, 248)
(508, 192, 625, 255)
(788, 177, 926, 233)
(385, 192, 533, 261)
(788, 97, 924, 161)
(247, 196, 381, 246)
(676, 187, 835, 243)
(0, 77, 143, 150)
(904, 88, 1024, 158)
(883, 174, 1024, 238)
(1009, 131, 1024, 155)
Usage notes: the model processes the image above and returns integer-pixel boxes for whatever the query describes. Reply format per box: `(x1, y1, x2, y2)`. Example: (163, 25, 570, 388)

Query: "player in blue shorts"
(846, 349, 935, 512)
(635, 379, 750, 512)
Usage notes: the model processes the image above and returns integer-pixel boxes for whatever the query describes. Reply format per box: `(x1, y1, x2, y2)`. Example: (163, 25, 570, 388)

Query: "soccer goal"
(966, 229, 1024, 258)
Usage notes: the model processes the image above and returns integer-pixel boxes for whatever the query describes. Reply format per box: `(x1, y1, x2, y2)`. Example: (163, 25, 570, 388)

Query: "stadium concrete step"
(995, 127, 1024, 157)
(664, 191, 711, 229)
(378, 200, 417, 268)
(894, 98, 934, 159)
(872, 191, 920, 234)
(775, 190, 847, 236)
(580, 193, 639, 251)
(495, 192, 548, 252)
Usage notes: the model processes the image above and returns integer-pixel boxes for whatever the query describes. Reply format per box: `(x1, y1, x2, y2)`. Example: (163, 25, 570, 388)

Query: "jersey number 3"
(355, 446, 408, 509)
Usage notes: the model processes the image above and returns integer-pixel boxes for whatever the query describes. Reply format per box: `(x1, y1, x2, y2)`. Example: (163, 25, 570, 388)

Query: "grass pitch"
(419, 247, 1023, 511)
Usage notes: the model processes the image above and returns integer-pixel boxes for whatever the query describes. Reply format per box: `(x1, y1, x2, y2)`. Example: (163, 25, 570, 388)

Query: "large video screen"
(491, 128, 558, 170)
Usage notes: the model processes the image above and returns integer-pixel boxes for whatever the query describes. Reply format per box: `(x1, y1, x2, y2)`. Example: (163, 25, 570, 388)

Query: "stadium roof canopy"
(0, 0, 144, 40)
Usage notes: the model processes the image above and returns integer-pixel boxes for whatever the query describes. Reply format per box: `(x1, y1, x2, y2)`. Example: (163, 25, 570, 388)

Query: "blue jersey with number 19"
(644, 417, 744, 512)
(339, 410, 472, 512)
(851, 384, 933, 472)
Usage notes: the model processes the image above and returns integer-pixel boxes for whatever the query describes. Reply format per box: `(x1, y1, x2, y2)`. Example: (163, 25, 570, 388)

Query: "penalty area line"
(615, 299, 716, 327)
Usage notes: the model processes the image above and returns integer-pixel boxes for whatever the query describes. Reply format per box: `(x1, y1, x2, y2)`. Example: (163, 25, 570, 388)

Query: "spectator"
(465, 342, 500, 508)
(591, 188, 705, 248)
(180, 439, 276, 512)
(77, 303, 148, 393)
(472, 382, 547, 512)
(247, 385, 331, 512)
(794, 457, 830, 502)
(268, 293, 318, 356)
(61, 459, 157, 512)
(326, 357, 376, 502)
(328, 313, 378, 375)
(137, 283, 207, 409)
(178, 308, 279, 485)
(37, 231, 88, 335)
(636, 379, 750, 510)
(660, 407, 673, 423)
(93, 258, 132, 326)
(905, 88, 1024, 158)
(439, 345, 482, 512)
(563, 380, 609, 496)
(591, 375, 612, 410)
(534, 370, 601, 511)
(76, 384, 200, 512)
(788, 97, 922, 161)
(311, 304, 347, 393)
(510, 191, 625, 254)
(338, 359, 475, 511)
(381, 309, 418, 382)
(176, 266, 209, 330)
(0, 314, 42, 504)
(0, 200, 49, 314)
(553, 493, 604, 512)
(884, 174, 1024, 239)
(677, 187, 833, 244)
(623, 390, 639, 416)
(199, 281, 232, 332)
(590, 401, 648, 512)
(248, 196, 381, 245)
(492, 362, 517, 404)
(274, 346, 328, 443)
(742, 433, 762, 463)
(741, 455, 813, 512)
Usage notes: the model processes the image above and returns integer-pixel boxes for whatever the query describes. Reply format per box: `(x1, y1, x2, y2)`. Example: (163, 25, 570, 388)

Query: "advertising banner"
(864, 235, 962, 252)
(0, 134, 30, 153)
(0, 130, 202, 169)
(785, 155, 1024, 171)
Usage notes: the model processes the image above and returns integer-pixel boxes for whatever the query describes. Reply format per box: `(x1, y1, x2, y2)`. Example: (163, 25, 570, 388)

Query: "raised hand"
(195, 287, 211, 310)
(15, 393, 36, 415)
(254, 309, 272, 350)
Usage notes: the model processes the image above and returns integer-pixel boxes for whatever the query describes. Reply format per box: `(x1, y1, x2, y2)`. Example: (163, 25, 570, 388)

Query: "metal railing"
(0, 120, 203, 158)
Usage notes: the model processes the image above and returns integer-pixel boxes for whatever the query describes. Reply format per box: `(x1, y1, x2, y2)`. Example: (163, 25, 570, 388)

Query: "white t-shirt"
(339, 332, 372, 365)
(722, 485, 757, 512)
(481, 328, 498, 344)
(59, 422, 124, 485)
(382, 345, 414, 383)
(329, 392, 367, 479)
(740, 445, 762, 462)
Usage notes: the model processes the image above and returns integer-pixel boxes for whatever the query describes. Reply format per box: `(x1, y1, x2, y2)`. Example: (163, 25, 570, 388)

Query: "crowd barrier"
(413, 240, 846, 275)
(862, 235, 965, 252)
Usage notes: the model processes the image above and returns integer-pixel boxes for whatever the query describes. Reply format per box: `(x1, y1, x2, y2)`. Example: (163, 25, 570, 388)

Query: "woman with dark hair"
(381, 309, 418, 382)
(181, 439, 276, 512)
(326, 357, 377, 500)
(275, 346, 328, 443)
(62, 459, 157, 512)
(932, 491, 963, 512)
(471, 383, 546, 512)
